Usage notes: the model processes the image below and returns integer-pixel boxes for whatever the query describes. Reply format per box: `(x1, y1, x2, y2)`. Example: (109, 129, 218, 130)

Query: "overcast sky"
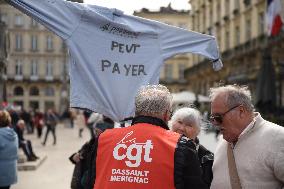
(84, 0, 190, 14)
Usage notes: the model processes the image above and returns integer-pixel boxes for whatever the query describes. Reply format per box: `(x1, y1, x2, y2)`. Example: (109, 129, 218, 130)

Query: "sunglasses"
(210, 104, 240, 125)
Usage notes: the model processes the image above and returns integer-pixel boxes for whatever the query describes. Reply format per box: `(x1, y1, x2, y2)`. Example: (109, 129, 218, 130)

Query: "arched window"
(14, 86, 24, 96)
(30, 86, 39, 96)
(45, 87, 55, 96)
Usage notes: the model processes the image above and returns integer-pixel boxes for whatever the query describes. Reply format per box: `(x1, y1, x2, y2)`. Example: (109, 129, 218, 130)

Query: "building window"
(46, 60, 53, 76)
(45, 101, 55, 111)
(192, 16, 195, 30)
(217, 3, 221, 21)
(30, 86, 39, 96)
(209, 6, 213, 26)
(15, 34, 23, 51)
(46, 36, 53, 51)
(14, 101, 23, 107)
(243, 0, 251, 6)
(208, 27, 213, 35)
(234, 0, 240, 10)
(31, 35, 38, 51)
(14, 14, 23, 27)
(235, 26, 240, 46)
(14, 86, 24, 96)
(45, 87, 55, 96)
(258, 12, 265, 35)
(62, 61, 69, 80)
(195, 16, 199, 31)
(15, 60, 23, 76)
(178, 63, 185, 80)
(202, 7, 206, 31)
(245, 18, 251, 41)
(31, 60, 38, 76)
(61, 41, 67, 52)
(29, 101, 39, 110)
(225, 0, 230, 16)
(0, 13, 8, 24)
(225, 31, 230, 49)
(217, 32, 221, 48)
(164, 64, 173, 80)
(30, 18, 38, 27)
(198, 12, 202, 31)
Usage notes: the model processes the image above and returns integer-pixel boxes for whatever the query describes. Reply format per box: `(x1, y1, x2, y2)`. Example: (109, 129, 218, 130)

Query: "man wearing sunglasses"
(209, 85, 284, 189)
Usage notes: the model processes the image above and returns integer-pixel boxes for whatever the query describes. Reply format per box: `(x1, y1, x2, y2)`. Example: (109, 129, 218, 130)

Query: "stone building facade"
(134, 4, 191, 92)
(0, 0, 82, 113)
(185, 0, 284, 109)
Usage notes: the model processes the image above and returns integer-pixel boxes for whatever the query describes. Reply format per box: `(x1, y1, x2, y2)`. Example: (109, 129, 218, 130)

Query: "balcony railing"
(30, 75, 39, 81)
(15, 75, 23, 81)
(45, 75, 54, 81)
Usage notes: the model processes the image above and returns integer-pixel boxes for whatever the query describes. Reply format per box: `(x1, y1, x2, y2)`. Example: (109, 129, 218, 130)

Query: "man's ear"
(239, 105, 245, 118)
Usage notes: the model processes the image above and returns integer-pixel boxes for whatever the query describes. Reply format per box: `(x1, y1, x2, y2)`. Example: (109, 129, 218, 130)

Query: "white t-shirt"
(9, 0, 222, 121)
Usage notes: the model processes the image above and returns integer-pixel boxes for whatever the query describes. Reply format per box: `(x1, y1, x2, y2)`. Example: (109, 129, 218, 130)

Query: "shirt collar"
(237, 112, 260, 140)
(131, 115, 169, 130)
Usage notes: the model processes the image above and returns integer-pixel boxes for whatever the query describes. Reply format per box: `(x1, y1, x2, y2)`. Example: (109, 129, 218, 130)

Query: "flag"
(266, 0, 283, 36)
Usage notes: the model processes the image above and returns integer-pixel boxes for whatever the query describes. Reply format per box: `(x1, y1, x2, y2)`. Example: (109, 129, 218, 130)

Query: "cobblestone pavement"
(13, 122, 91, 189)
(12, 123, 218, 189)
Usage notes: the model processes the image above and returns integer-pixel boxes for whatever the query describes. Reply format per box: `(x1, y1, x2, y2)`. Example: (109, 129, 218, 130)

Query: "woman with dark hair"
(69, 115, 114, 189)
(0, 110, 18, 189)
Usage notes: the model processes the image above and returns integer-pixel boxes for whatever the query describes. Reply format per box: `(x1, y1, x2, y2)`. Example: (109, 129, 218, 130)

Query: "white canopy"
(172, 91, 210, 104)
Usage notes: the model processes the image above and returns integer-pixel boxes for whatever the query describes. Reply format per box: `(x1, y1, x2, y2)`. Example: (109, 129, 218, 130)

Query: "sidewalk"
(13, 123, 91, 189)
(12, 123, 219, 189)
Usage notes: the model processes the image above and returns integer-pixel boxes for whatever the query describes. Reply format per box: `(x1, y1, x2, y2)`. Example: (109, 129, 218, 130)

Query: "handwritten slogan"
(101, 41, 147, 76)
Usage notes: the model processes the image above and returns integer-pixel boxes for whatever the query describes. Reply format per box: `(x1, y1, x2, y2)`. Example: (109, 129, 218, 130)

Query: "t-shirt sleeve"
(6, 0, 84, 40)
(158, 23, 222, 70)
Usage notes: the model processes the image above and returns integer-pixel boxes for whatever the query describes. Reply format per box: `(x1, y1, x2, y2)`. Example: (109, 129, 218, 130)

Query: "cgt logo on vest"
(113, 131, 153, 168)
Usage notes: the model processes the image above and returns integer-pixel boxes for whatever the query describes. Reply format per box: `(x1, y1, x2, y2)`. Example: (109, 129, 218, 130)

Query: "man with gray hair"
(93, 84, 208, 189)
(209, 84, 284, 189)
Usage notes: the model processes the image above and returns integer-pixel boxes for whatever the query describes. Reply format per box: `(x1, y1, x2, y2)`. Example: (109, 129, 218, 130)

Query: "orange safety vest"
(94, 123, 180, 189)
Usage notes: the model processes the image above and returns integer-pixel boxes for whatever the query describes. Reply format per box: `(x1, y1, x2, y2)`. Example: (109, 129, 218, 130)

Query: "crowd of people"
(2, 0, 283, 188)
(0, 83, 283, 189)
(66, 84, 284, 189)
(0, 105, 115, 189)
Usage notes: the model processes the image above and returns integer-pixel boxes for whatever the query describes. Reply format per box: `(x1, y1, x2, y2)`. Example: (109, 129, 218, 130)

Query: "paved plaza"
(13, 123, 219, 189)
(13, 123, 91, 189)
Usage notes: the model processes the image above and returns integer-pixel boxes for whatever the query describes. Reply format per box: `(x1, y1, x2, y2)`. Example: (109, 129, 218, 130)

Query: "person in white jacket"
(209, 85, 284, 189)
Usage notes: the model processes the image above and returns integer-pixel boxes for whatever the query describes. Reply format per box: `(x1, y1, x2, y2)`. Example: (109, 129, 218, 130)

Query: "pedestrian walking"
(42, 109, 58, 146)
(20, 109, 33, 134)
(209, 85, 284, 189)
(0, 110, 18, 189)
(33, 109, 44, 138)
